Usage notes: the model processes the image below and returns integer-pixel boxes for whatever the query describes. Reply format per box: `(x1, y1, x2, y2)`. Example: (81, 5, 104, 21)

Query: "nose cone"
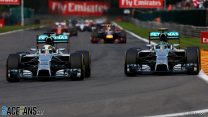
(80, 25, 84, 30)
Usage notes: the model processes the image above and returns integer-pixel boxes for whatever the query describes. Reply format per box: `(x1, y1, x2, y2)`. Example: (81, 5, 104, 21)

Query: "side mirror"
(30, 48, 37, 51)
(59, 48, 65, 51)
(92, 27, 96, 30)
(146, 44, 152, 47)
(55, 22, 59, 25)
(173, 44, 179, 47)
(63, 32, 70, 36)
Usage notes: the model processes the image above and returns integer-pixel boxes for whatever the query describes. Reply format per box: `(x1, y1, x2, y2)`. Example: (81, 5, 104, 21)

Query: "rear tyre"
(6, 54, 20, 82)
(124, 48, 138, 76)
(120, 31, 127, 43)
(73, 30, 78, 36)
(91, 37, 98, 43)
(77, 51, 91, 78)
(186, 47, 200, 75)
(122, 37, 127, 43)
(123, 38, 126, 43)
(91, 32, 98, 43)
(70, 53, 85, 80)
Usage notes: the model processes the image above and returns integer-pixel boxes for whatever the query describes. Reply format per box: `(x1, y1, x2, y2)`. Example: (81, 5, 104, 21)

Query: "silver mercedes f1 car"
(6, 33, 91, 82)
(125, 29, 201, 76)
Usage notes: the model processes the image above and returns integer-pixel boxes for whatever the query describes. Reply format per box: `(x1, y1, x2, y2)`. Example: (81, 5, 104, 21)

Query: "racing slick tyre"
(6, 54, 20, 82)
(91, 37, 98, 43)
(73, 29, 78, 36)
(76, 51, 91, 78)
(70, 29, 78, 36)
(122, 38, 127, 43)
(91, 33, 98, 43)
(70, 53, 85, 80)
(186, 47, 201, 75)
(124, 48, 138, 76)
(120, 31, 127, 43)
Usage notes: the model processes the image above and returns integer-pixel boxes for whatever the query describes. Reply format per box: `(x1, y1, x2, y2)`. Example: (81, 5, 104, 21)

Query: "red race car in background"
(51, 22, 78, 36)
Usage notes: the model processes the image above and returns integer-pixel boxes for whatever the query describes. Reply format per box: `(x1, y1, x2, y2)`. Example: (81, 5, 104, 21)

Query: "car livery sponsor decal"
(150, 31, 179, 39)
(37, 34, 68, 43)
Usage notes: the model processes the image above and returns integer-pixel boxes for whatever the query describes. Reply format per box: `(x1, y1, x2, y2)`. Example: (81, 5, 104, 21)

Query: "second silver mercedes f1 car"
(125, 29, 201, 76)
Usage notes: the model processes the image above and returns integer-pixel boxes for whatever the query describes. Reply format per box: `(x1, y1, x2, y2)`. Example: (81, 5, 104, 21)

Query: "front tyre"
(120, 31, 127, 43)
(186, 47, 201, 75)
(124, 48, 138, 76)
(70, 53, 85, 80)
(76, 51, 91, 78)
(6, 54, 20, 82)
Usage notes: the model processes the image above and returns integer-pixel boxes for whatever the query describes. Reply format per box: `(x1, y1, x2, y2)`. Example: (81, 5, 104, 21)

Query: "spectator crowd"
(168, 0, 208, 10)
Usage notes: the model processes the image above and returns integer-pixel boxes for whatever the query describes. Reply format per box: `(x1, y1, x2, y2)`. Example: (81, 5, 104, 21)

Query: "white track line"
(0, 25, 45, 36)
(198, 70, 208, 83)
(125, 29, 157, 45)
(114, 22, 208, 117)
(144, 108, 208, 117)
(113, 22, 156, 45)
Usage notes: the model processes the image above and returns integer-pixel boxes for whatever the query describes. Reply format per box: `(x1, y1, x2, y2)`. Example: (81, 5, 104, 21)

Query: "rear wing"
(149, 31, 180, 40)
(36, 34, 69, 44)
(149, 31, 180, 44)
(101, 23, 114, 27)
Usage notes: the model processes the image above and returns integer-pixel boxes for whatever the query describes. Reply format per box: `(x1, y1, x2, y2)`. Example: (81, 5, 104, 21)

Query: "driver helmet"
(42, 45, 54, 54)
(159, 33, 168, 42)
(45, 37, 54, 46)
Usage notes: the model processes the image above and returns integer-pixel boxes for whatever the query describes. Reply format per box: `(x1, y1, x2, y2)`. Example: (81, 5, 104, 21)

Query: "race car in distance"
(51, 22, 78, 36)
(75, 19, 93, 32)
(84, 19, 95, 31)
(6, 33, 90, 82)
(91, 23, 126, 43)
(67, 19, 79, 36)
(125, 28, 200, 76)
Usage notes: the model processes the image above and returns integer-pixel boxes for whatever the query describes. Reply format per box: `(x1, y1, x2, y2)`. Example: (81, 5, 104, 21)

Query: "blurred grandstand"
(1, 0, 208, 26)
(0, 0, 119, 25)
(167, 0, 208, 10)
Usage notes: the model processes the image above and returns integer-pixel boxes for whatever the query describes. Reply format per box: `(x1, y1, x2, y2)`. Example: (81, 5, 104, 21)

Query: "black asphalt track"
(0, 28, 208, 117)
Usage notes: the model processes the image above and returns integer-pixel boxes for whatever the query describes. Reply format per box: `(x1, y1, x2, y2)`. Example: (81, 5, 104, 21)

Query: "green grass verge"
(0, 24, 41, 33)
(117, 21, 208, 50)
